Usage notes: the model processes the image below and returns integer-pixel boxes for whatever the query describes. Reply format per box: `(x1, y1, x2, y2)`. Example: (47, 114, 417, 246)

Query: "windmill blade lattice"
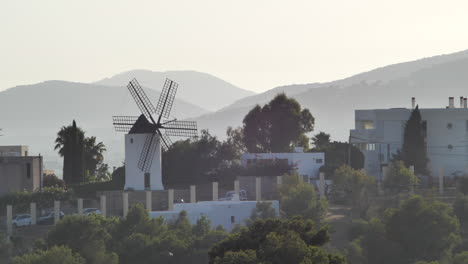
(163, 120, 198, 137)
(112, 116, 140, 132)
(127, 78, 157, 123)
(158, 131, 173, 151)
(156, 78, 178, 120)
(138, 133, 159, 173)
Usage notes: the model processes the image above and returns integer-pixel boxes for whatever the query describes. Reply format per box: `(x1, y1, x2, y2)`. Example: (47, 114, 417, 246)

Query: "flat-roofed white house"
(150, 200, 280, 231)
(350, 97, 468, 179)
(240, 147, 325, 181)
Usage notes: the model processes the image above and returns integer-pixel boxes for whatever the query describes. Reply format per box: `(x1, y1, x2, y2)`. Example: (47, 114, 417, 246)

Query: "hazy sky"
(2, 0, 468, 93)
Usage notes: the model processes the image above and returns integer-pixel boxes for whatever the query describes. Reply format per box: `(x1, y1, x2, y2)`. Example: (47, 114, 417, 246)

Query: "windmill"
(113, 78, 197, 190)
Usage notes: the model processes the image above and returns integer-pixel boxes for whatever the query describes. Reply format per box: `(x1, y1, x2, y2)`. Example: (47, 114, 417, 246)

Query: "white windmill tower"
(113, 78, 198, 190)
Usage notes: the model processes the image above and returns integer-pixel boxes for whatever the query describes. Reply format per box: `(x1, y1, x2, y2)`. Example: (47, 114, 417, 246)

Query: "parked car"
(37, 211, 65, 225)
(12, 214, 32, 228)
(83, 208, 102, 216)
(219, 190, 248, 201)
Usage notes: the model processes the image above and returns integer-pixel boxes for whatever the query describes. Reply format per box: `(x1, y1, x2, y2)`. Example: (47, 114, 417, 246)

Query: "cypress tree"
(401, 106, 428, 175)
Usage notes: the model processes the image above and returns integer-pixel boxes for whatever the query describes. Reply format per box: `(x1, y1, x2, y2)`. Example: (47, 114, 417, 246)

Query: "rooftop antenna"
(112, 78, 198, 173)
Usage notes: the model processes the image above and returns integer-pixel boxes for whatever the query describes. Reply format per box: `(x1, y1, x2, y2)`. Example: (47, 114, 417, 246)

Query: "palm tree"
(54, 120, 85, 184)
(84, 136, 107, 177)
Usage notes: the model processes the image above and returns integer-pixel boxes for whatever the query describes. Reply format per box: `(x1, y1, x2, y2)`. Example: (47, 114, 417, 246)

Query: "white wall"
(124, 133, 163, 190)
(149, 200, 280, 231)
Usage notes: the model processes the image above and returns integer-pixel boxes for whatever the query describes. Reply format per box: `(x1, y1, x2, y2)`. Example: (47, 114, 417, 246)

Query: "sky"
(2, 0, 468, 93)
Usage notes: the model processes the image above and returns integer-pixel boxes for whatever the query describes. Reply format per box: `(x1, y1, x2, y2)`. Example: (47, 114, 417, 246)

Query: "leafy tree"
(12, 246, 85, 264)
(385, 196, 460, 262)
(400, 106, 428, 175)
(163, 130, 222, 188)
(453, 251, 468, 264)
(250, 201, 277, 222)
(279, 173, 327, 222)
(42, 174, 65, 188)
(55, 120, 85, 184)
(454, 195, 468, 226)
(312, 132, 331, 149)
(242, 93, 315, 153)
(212, 250, 257, 264)
(312, 140, 365, 176)
(208, 217, 345, 264)
(46, 215, 117, 264)
(349, 195, 461, 264)
(331, 165, 375, 216)
(383, 160, 419, 193)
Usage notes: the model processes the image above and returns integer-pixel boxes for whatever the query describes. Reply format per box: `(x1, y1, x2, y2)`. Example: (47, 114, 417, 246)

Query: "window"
(447, 122, 453, 129)
(130, 138, 134, 144)
(26, 163, 31, 179)
(448, 144, 454, 151)
(231, 216, 235, 223)
(316, 159, 323, 164)
(362, 120, 375, 129)
(366, 144, 376, 151)
(144, 173, 150, 188)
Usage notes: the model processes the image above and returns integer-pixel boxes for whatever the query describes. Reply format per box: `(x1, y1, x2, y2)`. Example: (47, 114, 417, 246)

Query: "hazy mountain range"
(95, 70, 254, 111)
(3, 49, 468, 174)
(197, 49, 468, 141)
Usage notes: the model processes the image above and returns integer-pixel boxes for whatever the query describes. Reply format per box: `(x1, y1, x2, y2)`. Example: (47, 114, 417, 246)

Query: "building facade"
(240, 147, 325, 181)
(350, 97, 468, 179)
(0, 146, 42, 196)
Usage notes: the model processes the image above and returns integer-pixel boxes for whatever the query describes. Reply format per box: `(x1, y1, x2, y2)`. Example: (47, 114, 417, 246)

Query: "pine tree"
(401, 106, 428, 175)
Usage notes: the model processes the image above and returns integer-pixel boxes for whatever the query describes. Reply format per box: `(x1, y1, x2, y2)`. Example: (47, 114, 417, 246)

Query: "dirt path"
(325, 204, 353, 252)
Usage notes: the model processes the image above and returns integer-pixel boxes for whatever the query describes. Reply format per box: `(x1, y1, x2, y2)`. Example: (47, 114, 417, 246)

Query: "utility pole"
(348, 133, 351, 166)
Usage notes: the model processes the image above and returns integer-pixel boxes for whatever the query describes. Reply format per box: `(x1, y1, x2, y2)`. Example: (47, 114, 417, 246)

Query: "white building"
(149, 200, 280, 231)
(350, 97, 468, 179)
(240, 147, 324, 181)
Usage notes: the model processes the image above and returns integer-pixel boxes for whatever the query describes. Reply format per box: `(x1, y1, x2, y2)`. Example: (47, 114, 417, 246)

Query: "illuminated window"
(363, 121, 375, 129)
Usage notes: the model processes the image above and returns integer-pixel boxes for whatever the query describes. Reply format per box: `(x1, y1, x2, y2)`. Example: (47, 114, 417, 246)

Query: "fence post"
(123, 192, 129, 218)
(77, 198, 83, 215)
(54, 201, 60, 225)
(212, 182, 218, 201)
(30, 202, 37, 225)
(146, 191, 152, 211)
(319, 172, 326, 199)
(439, 167, 444, 196)
(100, 195, 106, 217)
(255, 177, 262, 201)
(190, 185, 196, 203)
(234, 180, 240, 197)
(6, 205, 12, 237)
(168, 189, 174, 211)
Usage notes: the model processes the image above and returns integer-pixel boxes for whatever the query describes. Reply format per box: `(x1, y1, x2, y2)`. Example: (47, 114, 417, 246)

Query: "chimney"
(411, 97, 416, 109)
(449, 97, 455, 108)
(461, 97, 464, 108)
(464, 98, 467, 108)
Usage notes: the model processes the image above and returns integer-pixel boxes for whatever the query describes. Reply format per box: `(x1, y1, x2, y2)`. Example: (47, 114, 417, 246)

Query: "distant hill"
(197, 49, 468, 141)
(0, 80, 209, 174)
(95, 70, 255, 111)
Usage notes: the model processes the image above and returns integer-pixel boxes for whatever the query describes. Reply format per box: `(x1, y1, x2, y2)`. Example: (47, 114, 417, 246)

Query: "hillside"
(95, 69, 255, 111)
(198, 49, 468, 141)
(0, 80, 209, 173)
